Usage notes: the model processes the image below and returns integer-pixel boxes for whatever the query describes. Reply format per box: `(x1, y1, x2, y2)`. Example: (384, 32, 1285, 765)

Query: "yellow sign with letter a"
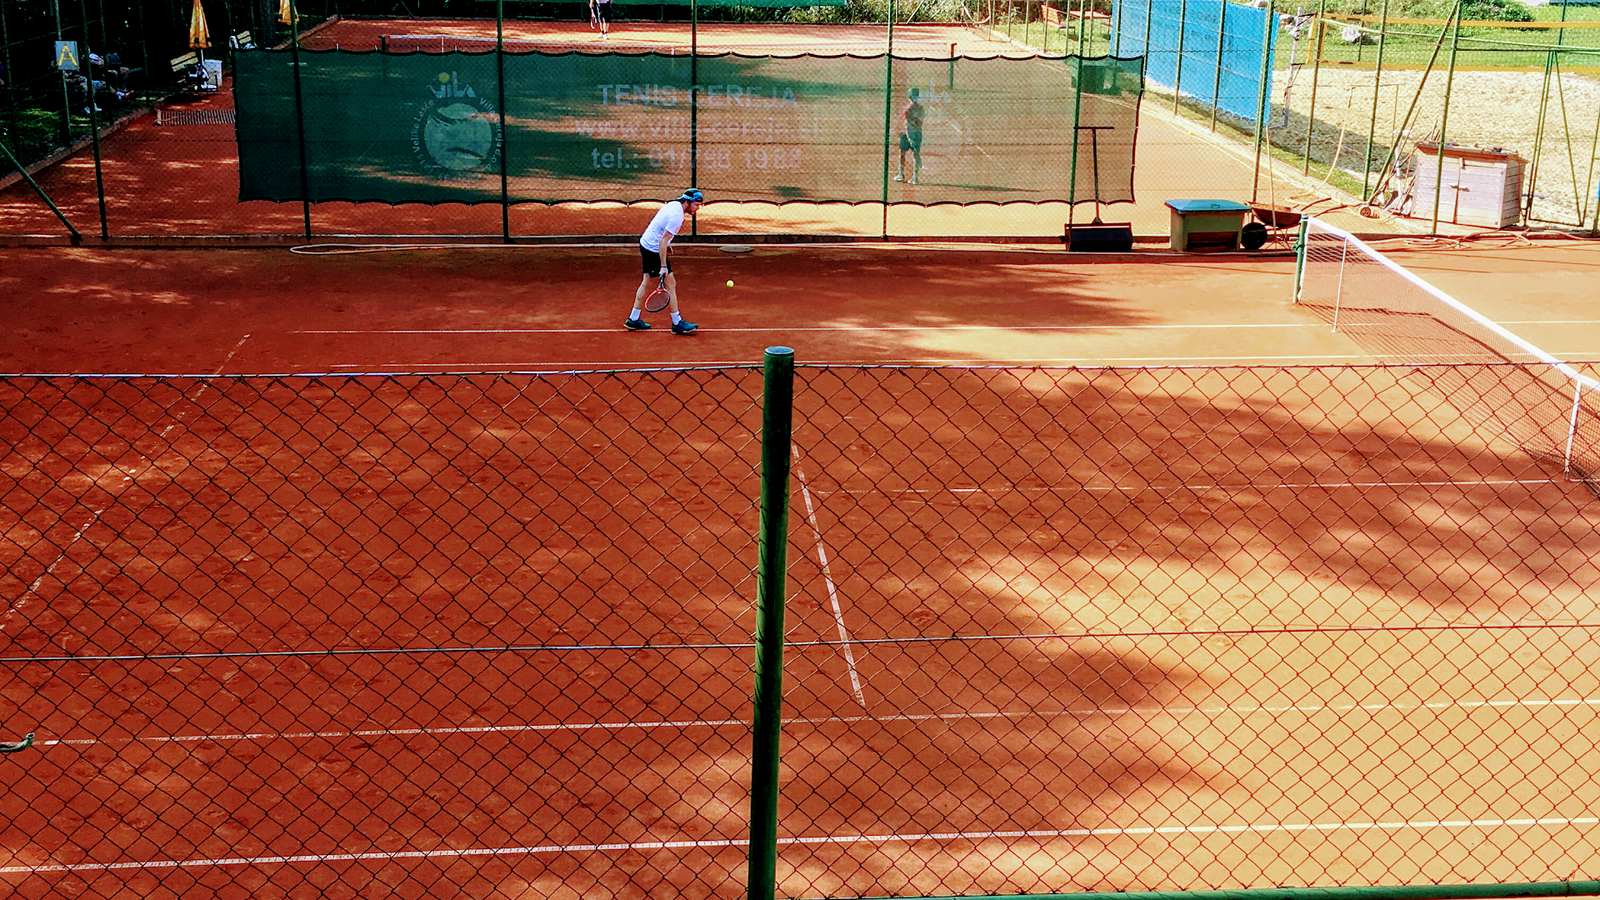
(55, 41, 80, 71)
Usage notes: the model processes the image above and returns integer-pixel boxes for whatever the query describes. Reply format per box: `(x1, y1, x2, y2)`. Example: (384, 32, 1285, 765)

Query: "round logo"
(410, 76, 502, 179)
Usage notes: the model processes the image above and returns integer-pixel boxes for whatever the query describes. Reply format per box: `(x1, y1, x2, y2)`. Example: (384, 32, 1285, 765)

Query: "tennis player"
(594, 0, 614, 38)
(625, 188, 703, 335)
(894, 87, 926, 185)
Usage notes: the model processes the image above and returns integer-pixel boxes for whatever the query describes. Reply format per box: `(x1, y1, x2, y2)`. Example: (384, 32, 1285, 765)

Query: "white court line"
(2, 335, 253, 637)
(296, 323, 1328, 334)
(28, 696, 1600, 749)
(809, 478, 1566, 496)
(5, 816, 1595, 876)
(319, 354, 1381, 370)
(793, 449, 867, 707)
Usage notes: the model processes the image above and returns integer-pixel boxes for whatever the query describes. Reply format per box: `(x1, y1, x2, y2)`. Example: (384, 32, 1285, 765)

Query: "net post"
(1566, 376, 1583, 477)
(748, 346, 795, 900)
(1292, 215, 1309, 304)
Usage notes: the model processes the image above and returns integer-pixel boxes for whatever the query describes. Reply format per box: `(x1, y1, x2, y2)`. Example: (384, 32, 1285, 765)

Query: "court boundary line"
(22, 695, 1600, 749)
(1, 335, 253, 638)
(793, 448, 867, 707)
(6, 815, 1596, 876)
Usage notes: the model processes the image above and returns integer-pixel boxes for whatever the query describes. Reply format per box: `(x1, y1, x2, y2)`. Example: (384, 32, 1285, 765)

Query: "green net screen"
(234, 49, 1142, 206)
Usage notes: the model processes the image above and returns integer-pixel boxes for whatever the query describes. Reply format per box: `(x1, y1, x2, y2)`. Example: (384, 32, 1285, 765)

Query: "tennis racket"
(589, 2, 598, 28)
(644, 273, 670, 313)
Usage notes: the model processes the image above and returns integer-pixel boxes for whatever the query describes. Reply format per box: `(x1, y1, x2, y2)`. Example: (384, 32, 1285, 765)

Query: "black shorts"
(640, 246, 672, 277)
(596, 2, 613, 21)
(899, 131, 922, 153)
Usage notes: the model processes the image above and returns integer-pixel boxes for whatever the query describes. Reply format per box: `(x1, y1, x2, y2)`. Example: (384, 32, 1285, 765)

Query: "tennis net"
(1297, 216, 1600, 485)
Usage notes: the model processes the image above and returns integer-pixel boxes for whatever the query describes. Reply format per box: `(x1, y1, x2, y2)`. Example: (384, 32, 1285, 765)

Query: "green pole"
(1527, 49, 1555, 225)
(690, 0, 700, 238)
(1429, 0, 1461, 235)
(1142, 0, 1154, 71)
(288, 0, 311, 241)
(0, 1, 16, 153)
(0, 137, 84, 245)
(747, 346, 795, 900)
(497, 0, 510, 243)
(1068, 57, 1084, 210)
(50, 0, 70, 148)
(1172, 0, 1187, 114)
(882, 0, 895, 239)
(1209, 0, 1225, 132)
(1362, 0, 1388, 200)
(77, 0, 107, 239)
(1302, 1, 1325, 176)
(1250, 0, 1274, 203)
(1292, 215, 1309, 303)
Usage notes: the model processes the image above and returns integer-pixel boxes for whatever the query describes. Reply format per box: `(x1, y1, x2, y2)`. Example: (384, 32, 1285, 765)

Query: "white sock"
(671, 312, 682, 324)
(630, 307, 642, 320)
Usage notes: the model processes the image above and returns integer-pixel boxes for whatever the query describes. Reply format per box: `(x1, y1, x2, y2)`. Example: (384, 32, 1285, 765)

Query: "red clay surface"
(3, 240, 1600, 900)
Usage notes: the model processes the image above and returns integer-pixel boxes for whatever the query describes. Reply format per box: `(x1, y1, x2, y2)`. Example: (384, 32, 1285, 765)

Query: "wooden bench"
(230, 30, 254, 50)
(170, 51, 219, 92)
(1043, 5, 1110, 28)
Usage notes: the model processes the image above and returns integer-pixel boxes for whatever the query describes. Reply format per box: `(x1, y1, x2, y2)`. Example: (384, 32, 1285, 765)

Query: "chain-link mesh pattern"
(0, 371, 764, 898)
(3, 364, 1599, 898)
(776, 364, 1600, 897)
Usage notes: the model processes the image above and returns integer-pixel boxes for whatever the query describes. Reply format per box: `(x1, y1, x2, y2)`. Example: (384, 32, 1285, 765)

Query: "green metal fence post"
(497, 0, 510, 243)
(288, 0, 311, 241)
(1362, 0, 1388, 200)
(76, 0, 107, 239)
(882, 2, 895, 239)
(1172, 0, 1187, 114)
(748, 346, 795, 900)
(1292, 215, 1309, 304)
(1250, 0, 1274, 203)
(1301, 0, 1325, 176)
(0, 138, 83, 245)
(1430, 0, 1461, 235)
(1209, 0, 1225, 132)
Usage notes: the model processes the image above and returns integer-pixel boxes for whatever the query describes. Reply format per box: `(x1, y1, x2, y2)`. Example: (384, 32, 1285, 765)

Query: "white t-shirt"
(639, 200, 687, 252)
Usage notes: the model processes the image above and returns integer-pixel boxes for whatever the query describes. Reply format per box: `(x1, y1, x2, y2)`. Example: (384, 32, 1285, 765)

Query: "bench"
(170, 51, 206, 91)
(170, 51, 220, 92)
(230, 30, 254, 49)
(1043, 5, 1111, 28)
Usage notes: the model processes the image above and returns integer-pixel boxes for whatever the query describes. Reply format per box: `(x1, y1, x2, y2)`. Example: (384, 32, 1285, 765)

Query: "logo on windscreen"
(410, 72, 502, 179)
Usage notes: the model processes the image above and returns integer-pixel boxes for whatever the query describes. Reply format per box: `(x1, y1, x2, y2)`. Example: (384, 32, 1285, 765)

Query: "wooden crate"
(1410, 142, 1524, 229)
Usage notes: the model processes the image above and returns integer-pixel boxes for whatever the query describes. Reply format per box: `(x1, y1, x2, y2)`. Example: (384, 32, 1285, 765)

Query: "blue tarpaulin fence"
(1112, 0, 1274, 122)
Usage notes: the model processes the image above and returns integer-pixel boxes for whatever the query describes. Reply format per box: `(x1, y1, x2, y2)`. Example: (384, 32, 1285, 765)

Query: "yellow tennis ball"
(726, 280, 735, 287)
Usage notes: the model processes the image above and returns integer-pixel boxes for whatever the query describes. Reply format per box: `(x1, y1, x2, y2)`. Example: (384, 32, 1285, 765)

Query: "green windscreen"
(233, 49, 1143, 206)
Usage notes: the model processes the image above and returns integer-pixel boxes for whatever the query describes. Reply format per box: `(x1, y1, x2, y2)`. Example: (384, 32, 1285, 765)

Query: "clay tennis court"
(3, 235, 1599, 899)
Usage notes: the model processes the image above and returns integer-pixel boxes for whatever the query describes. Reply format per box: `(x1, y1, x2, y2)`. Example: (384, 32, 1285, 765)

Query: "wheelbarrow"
(1240, 203, 1304, 249)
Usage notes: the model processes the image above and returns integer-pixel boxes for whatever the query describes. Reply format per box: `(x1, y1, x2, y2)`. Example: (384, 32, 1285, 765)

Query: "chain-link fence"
(3, 360, 1599, 898)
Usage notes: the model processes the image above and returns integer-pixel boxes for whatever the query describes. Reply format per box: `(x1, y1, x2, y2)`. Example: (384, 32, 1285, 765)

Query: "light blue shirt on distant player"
(640, 200, 688, 252)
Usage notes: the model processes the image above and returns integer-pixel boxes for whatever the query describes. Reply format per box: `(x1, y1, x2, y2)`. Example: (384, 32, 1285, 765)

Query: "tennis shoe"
(893, 173, 904, 182)
(910, 176, 919, 185)
(671, 320, 698, 335)
(624, 318, 651, 331)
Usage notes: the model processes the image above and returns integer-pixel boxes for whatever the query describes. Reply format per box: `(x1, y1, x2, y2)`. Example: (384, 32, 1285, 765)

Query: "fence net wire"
(2, 364, 1599, 899)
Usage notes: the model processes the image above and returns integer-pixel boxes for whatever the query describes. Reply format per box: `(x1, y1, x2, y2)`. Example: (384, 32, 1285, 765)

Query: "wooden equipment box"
(1410, 142, 1524, 229)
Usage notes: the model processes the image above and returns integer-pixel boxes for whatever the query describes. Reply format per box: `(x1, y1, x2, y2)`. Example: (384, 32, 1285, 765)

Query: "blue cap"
(679, 188, 704, 203)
